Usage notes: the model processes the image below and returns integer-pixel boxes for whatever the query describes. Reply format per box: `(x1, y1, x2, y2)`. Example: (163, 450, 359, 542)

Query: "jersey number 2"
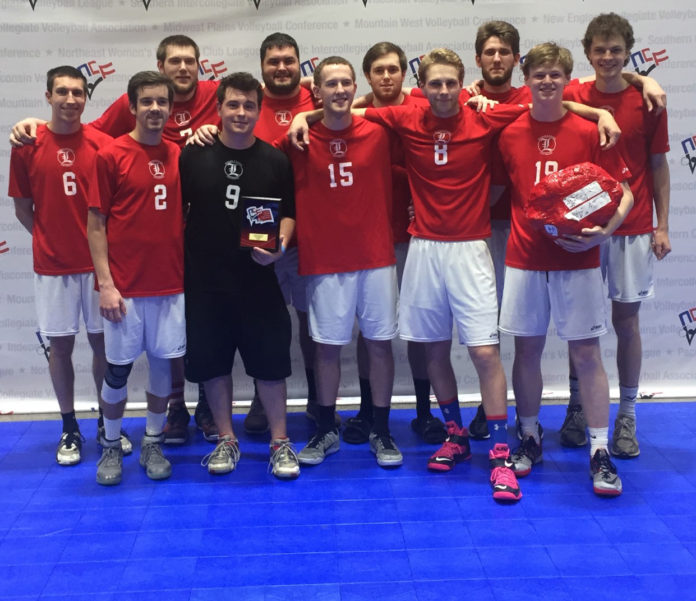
(154, 184, 167, 210)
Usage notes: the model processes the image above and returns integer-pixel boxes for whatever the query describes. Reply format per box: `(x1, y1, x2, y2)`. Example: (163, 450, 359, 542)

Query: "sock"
(61, 411, 79, 434)
(569, 376, 581, 408)
(358, 377, 373, 419)
(618, 385, 638, 418)
(317, 404, 337, 432)
(305, 368, 317, 404)
(103, 416, 122, 443)
(413, 378, 432, 421)
(588, 426, 609, 456)
(519, 414, 541, 444)
(486, 414, 508, 446)
(198, 382, 208, 404)
(145, 410, 167, 436)
(438, 397, 462, 428)
(372, 406, 391, 436)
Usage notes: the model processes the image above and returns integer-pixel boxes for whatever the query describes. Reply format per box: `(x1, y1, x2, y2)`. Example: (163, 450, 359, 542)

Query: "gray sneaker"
(298, 429, 339, 465)
(96, 443, 123, 486)
(369, 432, 403, 467)
(590, 448, 622, 496)
(201, 435, 240, 474)
(56, 431, 84, 466)
(269, 439, 300, 479)
(610, 414, 640, 458)
(560, 405, 588, 447)
(139, 435, 172, 480)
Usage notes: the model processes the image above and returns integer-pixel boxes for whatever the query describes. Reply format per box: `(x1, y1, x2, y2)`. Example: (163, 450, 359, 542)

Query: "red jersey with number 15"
(89, 135, 184, 297)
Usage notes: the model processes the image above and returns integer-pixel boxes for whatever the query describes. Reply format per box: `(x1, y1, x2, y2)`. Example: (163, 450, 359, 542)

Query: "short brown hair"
(216, 72, 263, 108)
(475, 21, 520, 56)
(156, 35, 200, 63)
(46, 65, 87, 94)
(522, 42, 574, 78)
(582, 13, 634, 66)
(362, 41, 407, 75)
(313, 56, 356, 86)
(417, 48, 464, 86)
(127, 71, 175, 107)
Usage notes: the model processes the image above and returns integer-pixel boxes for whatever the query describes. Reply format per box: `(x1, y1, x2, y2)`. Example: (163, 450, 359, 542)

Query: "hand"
(251, 238, 286, 266)
(99, 286, 127, 323)
(186, 124, 218, 146)
(597, 110, 621, 149)
(652, 228, 671, 260)
(10, 118, 41, 148)
(407, 199, 415, 222)
(288, 114, 310, 151)
(465, 79, 484, 96)
(642, 78, 667, 114)
(555, 225, 608, 253)
(466, 95, 498, 113)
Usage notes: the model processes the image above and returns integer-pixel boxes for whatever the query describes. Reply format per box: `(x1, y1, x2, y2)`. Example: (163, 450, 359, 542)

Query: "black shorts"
(184, 284, 292, 383)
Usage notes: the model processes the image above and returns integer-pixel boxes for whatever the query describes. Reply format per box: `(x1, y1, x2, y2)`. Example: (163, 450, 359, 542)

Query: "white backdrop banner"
(1, 0, 694, 411)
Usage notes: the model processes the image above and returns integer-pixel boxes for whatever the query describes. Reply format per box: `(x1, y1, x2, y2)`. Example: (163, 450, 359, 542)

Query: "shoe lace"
(143, 441, 166, 463)
(436, 440, 461, 459)
(201, 439, 239, 467)
(269, 441, 299, 472)
(100, 445, 121, 465)
(63, 431, 85, 448)
(593, 450, 617, 476)
(306, 430, 332, 449)
(374, 434, 396, 451)
(614, 416, 634, 440)
(491, 465, 518, 489)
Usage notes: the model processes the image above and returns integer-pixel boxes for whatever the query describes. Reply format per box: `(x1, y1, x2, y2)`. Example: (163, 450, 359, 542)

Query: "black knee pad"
(105, 362, 133, 390)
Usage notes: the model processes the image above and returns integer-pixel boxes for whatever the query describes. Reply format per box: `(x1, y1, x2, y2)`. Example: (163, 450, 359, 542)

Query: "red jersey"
(276, 117, 395, 276)
(90, 80, 219, 148)
(255, 86, 317, 144)
(564, 81, 669, 235)
(89, 135, 184, 297)
(365, 102, 527, 241)
(8, 124, 112, 275)
(499, 111, 631, 271)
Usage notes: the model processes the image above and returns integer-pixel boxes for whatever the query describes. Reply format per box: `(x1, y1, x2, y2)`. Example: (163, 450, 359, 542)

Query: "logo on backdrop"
(77, 60, 116, 99)
(678, 307, 696, 346)
(199, 59, 228, 80)
(407, 54, 425, 86)
(142, 0, 153, 9)
(630, 47, 669, 76)
(28, 0, 38, 9)
(300, 57, 319, 78)
(0, 241, 8, 255)
(681, 135, 696, 175)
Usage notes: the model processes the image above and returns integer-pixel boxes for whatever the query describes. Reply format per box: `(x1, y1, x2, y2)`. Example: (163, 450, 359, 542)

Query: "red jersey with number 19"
(276, 117, 395, 276)
(9, 124, 112, 275)
(89, 135, 184, 297)
(365, 102, 527, 241)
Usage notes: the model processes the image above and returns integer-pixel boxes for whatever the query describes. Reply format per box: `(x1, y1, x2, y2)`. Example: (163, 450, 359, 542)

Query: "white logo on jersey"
(148, 160, 166, 179)
(56, 148, 75, 167)
(433, 130, 451, 143)
(275, 110, 292, 126)
(174, 111, 191, 126)
(224, 160, 243, 180)
(537, 135, 556, 155)
(329, 139, 347, 158)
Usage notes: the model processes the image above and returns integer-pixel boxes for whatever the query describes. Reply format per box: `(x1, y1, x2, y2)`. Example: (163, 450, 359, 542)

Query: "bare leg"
(423, 339, 457, 402)
(407, 340, 428, 380)
(612, 301, 641, 388)
(363, 338, 394, 408)
(203, 374, 235, 439)
(468, 343, 507, 418)
(87, 332, 106, 398)
(315, 342, 342, 407)
(568, 338, 610, 429)
(512, 336, 546, 418)
(168, 357, 186, 406)
(48, 335, 76, 414)
(257, 379, 288, 440)
(296, 309, 315, 369)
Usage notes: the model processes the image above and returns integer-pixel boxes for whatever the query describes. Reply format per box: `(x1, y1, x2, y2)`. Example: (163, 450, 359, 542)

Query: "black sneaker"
(56, 430, 84, 466)
(468, 404, 490, 440)
(510, 435, 543, 477)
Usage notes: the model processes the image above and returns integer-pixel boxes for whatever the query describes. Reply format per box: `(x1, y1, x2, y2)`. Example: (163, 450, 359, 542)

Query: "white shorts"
(499, 267, 607, 341)
(601, 234, 654, 303)
(274, 246, 308, 313)
(307, 266, 398, 345)
(104, 294, 186, 364)
(394, 241, 409, 287)
(399, 238, 499, 346)
(486, 219, 510, 305)
(34, 273, 103, 337)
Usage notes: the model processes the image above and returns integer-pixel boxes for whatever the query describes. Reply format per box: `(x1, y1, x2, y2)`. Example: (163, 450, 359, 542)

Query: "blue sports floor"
(1, 402, 695, 601)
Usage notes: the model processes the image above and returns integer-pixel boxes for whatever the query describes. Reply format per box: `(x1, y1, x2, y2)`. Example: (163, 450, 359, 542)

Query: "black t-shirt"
(180, 137, 295, 294)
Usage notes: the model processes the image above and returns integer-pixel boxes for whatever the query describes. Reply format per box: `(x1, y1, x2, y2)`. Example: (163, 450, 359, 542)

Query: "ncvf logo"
(630, 47, 669, 76)
(681, 135, 696, 175)
(678, 307, 696, 346)
(77, 60, 116, 99)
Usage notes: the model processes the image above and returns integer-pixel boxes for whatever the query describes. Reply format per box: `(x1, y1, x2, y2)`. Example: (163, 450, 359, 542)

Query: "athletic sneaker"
(610, 414, 640, 458)
(514, 414, 545, 441)
(489, 443, 522, 502)
(297, 429, 340, 465)
(139, 434, 172, 480)
(410, 415, 447, 444)
(369, 432, 403, 467)
(427, 421, 471, 472)
(269, 439, 300, 479)
(96, 426, 133, 456)
(163, 403, 191, 445)
(201, 435, 240, 475)
(510, 435, 543, 477)
(468, 404, 490, 440)
(96, 443, 123, 486)
(243, 395, 269, 435)
(342, 414, 373, 445)
(56, 430, 84, 466)
(195, 398, 219, 442)
(559, 405, 588, 447)
(590, 448, 623, 496)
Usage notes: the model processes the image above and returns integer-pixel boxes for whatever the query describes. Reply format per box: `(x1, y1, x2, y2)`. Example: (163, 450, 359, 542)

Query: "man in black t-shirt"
(179, 72, 299, 479)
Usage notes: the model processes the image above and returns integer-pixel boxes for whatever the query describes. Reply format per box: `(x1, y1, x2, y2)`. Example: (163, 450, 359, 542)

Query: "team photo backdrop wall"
(1, 0, 694, 411)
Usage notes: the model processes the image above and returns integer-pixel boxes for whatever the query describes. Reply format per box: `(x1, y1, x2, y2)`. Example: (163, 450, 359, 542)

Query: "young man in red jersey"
(9, 66, 118, 466)
(87, 72, 185, 486)
(278, 56, 402, 468)
(557, 14, 671, 457)
(497, 43, 633, 496)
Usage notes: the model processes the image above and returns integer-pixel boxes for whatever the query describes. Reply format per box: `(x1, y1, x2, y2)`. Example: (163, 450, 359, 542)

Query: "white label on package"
(564, 190, 612, 222)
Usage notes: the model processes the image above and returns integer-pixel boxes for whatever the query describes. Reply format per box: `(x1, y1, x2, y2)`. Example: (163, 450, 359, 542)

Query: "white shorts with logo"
(399, 238, 499, 346)
(104, 294, 186, 365)
(499, 266, 607, 341)
(274, 246, 308, 313)
(307, 265, 398, 345)
(34, 272, 103, 337)
(601, 233, 654, 303)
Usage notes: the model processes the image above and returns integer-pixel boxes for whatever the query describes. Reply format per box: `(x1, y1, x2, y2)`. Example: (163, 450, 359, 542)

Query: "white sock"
(103, 417, 122, 444)
(588, 426, 609, 456)
(618, 385, 638, 419)
(519, 415, 541, 444)
(145, 410, 167, 436)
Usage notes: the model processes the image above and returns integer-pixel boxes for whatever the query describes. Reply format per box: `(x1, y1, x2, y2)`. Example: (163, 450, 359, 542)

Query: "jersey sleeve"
(89, 151, 117, 215)
(649, 109, 670, 154)
(90, 94, 134, 138)
(8, 147, 31, 198)
(364, 105, 405, 131)
(477, 103, 528, 132)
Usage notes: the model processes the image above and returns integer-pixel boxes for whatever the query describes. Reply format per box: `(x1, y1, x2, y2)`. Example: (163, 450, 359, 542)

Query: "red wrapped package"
(524, 162, 623, 238)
